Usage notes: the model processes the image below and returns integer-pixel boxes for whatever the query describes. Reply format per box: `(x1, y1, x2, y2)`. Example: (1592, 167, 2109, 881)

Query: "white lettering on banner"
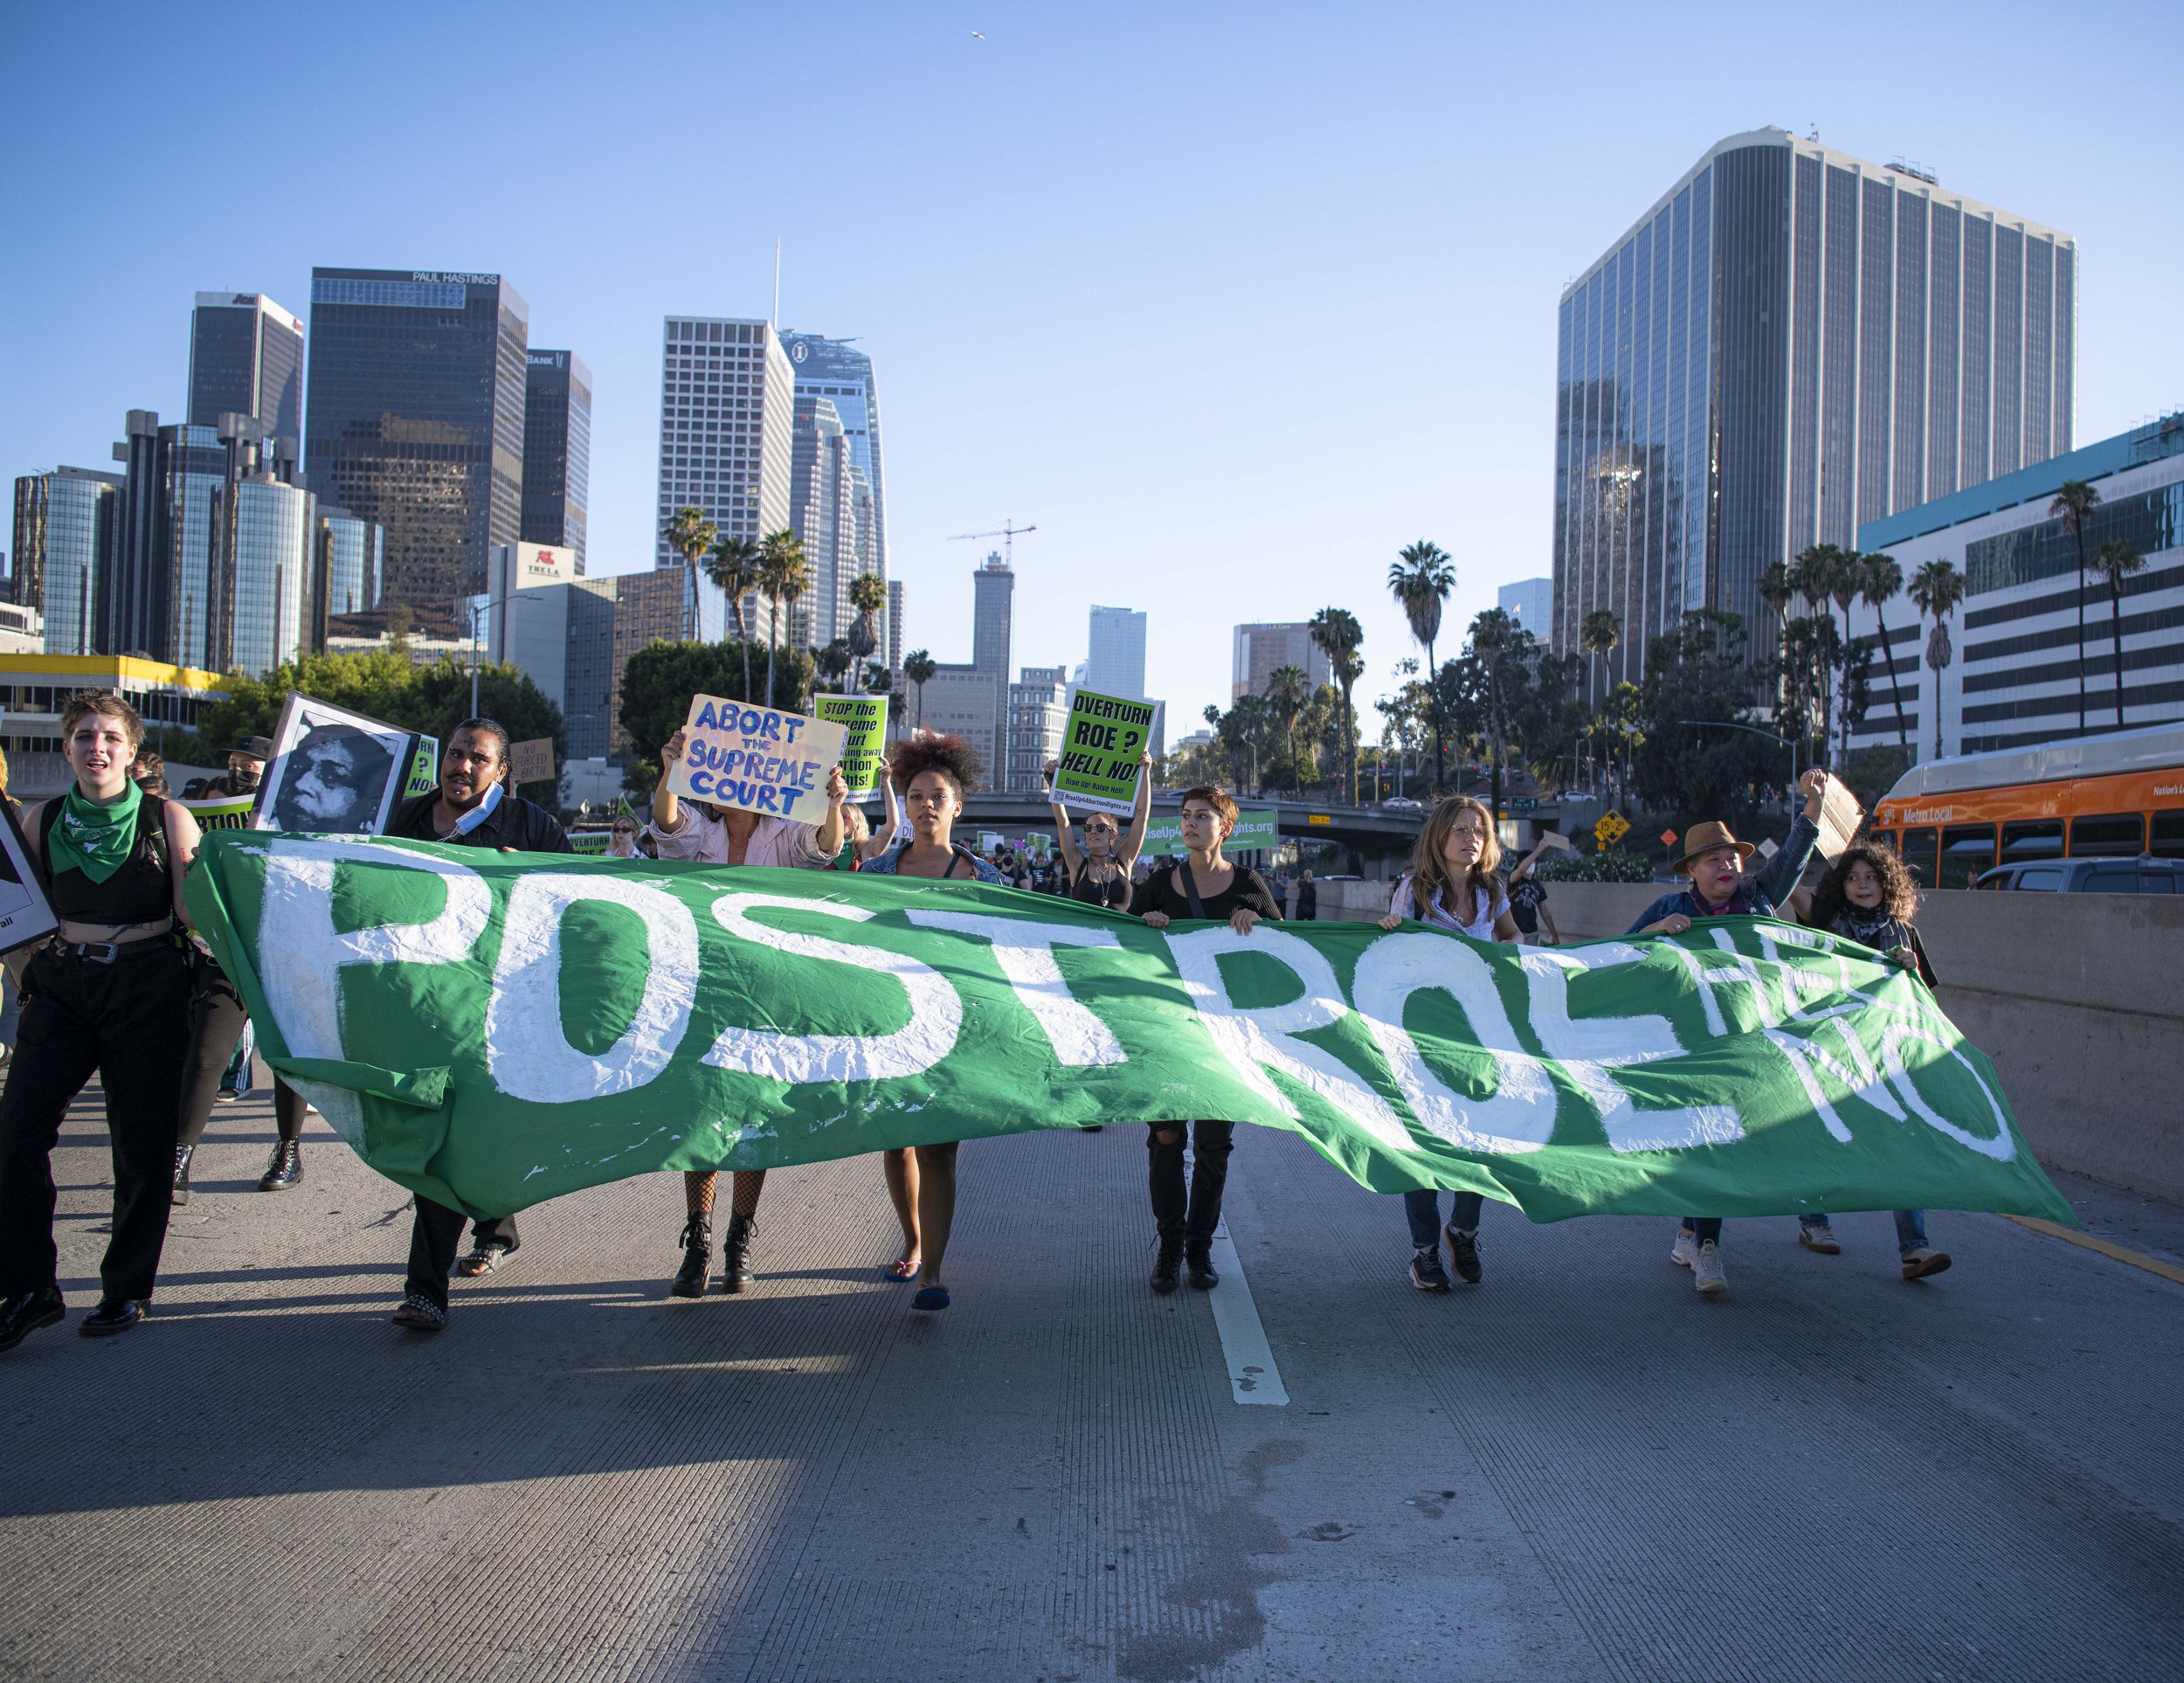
(1521, 945, 1745, 1153)
(486, 876, 698, 1102)
(256, 839, 493, 1142)
(904, 911, 1127, 1068)
(1165, 927, 1413, 1152)
(704, 892, 960, 1083)
(1879, 1023, 2016, 1161)
(1351, 932, 1558, 1153)
(1764, 1018, 1907, 1144)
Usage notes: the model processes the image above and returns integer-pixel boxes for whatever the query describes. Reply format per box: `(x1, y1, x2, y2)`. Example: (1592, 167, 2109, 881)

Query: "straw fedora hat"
(1671, 820, 1756, 875)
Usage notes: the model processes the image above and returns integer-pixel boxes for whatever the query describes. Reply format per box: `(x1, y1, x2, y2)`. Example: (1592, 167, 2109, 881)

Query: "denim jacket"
(1627, 813, 1821, 933)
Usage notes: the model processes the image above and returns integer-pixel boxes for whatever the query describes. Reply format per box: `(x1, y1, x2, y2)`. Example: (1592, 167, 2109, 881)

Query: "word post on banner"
(1052, 688, 1161, 816)
(812, 694, 888, 800)
(665, 694, 847, 820)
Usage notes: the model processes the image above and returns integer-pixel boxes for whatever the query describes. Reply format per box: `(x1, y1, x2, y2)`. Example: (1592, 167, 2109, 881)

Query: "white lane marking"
(1205, 1217, 1289, 1406)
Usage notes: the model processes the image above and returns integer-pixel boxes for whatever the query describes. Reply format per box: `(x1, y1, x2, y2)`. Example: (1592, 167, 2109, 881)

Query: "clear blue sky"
(5, 1, 2180, 734)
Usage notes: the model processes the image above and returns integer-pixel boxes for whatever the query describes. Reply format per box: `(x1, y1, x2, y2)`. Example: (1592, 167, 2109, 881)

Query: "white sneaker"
(1693, 1241, 1727, 1295)
(1670, 1229, 1699, 1269)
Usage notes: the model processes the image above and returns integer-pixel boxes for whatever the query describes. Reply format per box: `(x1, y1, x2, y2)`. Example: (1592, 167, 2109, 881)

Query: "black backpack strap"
(32, 797, 61, 894)
(1176, 860, 1207, 920)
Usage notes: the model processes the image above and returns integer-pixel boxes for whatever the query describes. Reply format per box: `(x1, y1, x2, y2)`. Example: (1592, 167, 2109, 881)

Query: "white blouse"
(1389, 873, 1507, 940)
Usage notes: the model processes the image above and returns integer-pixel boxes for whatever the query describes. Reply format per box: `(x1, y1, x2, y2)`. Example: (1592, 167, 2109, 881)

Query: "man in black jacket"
(388, 717, 573, 1333)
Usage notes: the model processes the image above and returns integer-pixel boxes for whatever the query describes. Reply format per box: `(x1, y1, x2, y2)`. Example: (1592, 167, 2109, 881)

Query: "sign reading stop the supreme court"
(1051, 688, 1161, 816)
(665, 694, 847, 820)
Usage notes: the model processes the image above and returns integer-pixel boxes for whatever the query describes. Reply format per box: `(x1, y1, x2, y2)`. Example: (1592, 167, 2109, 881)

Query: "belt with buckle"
(52, 935, 173, 965)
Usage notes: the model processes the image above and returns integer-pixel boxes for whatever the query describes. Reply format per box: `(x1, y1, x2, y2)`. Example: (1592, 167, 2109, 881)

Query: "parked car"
(1379, 796, 1425, 812)
(1973, 857, 2184, 893)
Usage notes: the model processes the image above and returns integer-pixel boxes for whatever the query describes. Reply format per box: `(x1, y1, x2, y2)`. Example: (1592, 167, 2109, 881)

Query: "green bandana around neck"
(50, 780, 146, 884)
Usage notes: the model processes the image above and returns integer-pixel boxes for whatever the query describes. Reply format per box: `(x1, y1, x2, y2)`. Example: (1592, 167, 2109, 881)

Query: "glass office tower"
(781, 333, 887, 577)
(1087, 605, 1148, 698)
(318, 508, 384, 622)
(109, 412, 227, 668)
(305, 268, 529, 606)
(1552, 128, 2076, 692)
(789, 393, 860, 647)
(522, 350, 591, 574)
(188, 293, 303, 445)
(13, 468, 123, 654)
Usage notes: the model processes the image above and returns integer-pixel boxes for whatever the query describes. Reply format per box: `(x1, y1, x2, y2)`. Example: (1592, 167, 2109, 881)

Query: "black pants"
(0, 943, 193, 1302)
(177, 965, 304, 1151)
(1147, 1120, 1234, 1244)
(404, 1198, 520, 1311)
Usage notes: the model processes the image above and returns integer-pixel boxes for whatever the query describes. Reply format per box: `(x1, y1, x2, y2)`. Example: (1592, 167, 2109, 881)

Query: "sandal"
(390, 1293, 446, 1333)
(884, 1256, 921, 1281)
(912, 1285, 951, 1312)
(456, 1244, 513, 1278)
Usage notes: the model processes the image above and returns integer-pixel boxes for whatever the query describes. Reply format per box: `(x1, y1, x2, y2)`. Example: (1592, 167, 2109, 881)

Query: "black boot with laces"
(258, 1140, 301, 1191)
(672, 1215, 712, 1298)
(1150, 1236, 1183, 1294)
(721, 1214, 756, 1294)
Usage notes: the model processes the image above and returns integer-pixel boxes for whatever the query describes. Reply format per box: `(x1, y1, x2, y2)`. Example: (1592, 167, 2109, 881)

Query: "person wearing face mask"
(1628, 767, 1835, 1298)
(648, 728, 851, 1300)
(383, 718, 572, 1333)
(1377, 795, 1521, 1291)
(1794, 842, 1951, 1279)
(860, 734, 1006, 1312)
(0, 691, 203, 1352)
(1130, 785, 1281, 1295)
(202, 737, 273, 800)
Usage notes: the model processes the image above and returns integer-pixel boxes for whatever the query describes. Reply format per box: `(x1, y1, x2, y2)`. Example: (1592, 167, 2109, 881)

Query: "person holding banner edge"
(0, 691, 203, 1351)
(1130, 785, 1281, 1295)
(652, 724, 853, 1299)
(863, 734, 1006, 1312)
(385, 718, 573, 1333)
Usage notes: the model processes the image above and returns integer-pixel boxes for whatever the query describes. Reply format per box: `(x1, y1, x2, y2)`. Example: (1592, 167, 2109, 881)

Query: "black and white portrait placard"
(253, 695, 418, 836)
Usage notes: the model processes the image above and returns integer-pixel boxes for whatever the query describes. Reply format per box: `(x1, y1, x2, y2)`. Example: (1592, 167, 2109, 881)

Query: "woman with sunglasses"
(1044, 751, 1153, 913)
(602, 816, 643, 859)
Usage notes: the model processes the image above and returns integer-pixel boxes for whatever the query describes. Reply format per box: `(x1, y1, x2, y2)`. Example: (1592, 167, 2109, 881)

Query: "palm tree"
(845, 571, 888, 697)
(1264, 664, 1310, 788)
(773, 548, 814, 708)
(814, 639, 852, 689)
(1387, 540, 1455, 790)
(757, 529, 808, 706)
(1909, 559, 1966, 761)
(1468, 607, 1521, 822)
(2091, 541, 2147, 726)
(902, 648, 937, 732)
(1308, 606, 1365, 803)
(662, 507, 718, 637)
(1578, 609, 1620, 768)
(1857, 551, 1910, 751)
(704, 532, 762, 700)
(2049, 480, 2101, 734)
(1825, 548, 1868, 765)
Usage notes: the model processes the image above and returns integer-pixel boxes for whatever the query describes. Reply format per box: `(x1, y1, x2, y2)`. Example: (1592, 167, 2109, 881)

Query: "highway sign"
(1594, 810, 1630, 846)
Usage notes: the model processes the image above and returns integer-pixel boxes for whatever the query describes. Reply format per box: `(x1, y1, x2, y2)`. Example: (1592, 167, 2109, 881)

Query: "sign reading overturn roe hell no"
(666, 694, 847, 821)
(1052, 688, 1161, 817)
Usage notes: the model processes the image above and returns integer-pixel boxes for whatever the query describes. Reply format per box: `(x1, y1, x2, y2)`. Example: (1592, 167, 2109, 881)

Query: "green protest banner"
(1052, 688, 1159, 816)
(1141, 810, 1278, 854)
(666, 695, 847, 821)
(183, 834, 2075, 1229)
(404, 739, 439, 800)
(812, 694, 888, 800)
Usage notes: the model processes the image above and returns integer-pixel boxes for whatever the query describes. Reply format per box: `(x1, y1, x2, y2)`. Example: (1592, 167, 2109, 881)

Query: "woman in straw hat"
(1626, 766, 1835, 1298)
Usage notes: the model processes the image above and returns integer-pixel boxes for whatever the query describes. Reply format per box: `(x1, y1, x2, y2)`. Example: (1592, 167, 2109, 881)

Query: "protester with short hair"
(1375, 794, 1519, 1289)
(384, 719, 573, 1333)
(203, 737, 273, 800)
(1505, 841, 1562, 945)
(0, 691, 203, 1352)
(1628, 767, 1834, 1297)
(1130, 785, 1281, 1294)
(650, 727, 851, 1299)
(1796, 842, 1952, 1280)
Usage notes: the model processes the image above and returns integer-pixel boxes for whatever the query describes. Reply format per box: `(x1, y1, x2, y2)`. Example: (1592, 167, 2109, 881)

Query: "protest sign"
(664, 695, 847, 821)
(978, 831, 1005, 855)
(1816, 778, 1866, 862)
(404, 738, 439, 800)
(253, 694, 415, 835)
(1142, 809, 1278, 854)
(1537, 830, 1576, 855)
(0, 803, 58, 956)
(180, 793, 258, 832)
(186, 833, 2077, 1231)
(812, 694, 888, 800)
(1052, 688, 1160, 816)
(509, 738, 556, 788)
(1026, 833, 1053, 862)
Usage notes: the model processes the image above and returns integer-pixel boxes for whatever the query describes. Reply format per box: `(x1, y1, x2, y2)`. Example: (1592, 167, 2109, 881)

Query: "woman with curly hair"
(1796, 841, 1951, 1279)
(862, 734, 1004, 1312)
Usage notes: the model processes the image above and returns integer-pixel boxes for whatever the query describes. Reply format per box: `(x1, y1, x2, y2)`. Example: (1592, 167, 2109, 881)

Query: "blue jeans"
(1405, 1189, 1483, 1248)
(1801, 1211, 1930, 1255)
(1683, 1217, 1723, 1244)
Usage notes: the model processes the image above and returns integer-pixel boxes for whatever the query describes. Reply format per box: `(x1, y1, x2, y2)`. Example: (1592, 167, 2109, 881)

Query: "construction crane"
(948, 519, 1037, 566)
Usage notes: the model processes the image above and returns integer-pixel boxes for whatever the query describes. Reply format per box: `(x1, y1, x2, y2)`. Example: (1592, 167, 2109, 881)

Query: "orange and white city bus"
(1869, 721, 2184, 889)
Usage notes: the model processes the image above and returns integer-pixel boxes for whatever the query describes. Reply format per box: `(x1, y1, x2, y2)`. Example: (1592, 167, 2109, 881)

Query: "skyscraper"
(188, 292, 303, 446)
(655, 315, 794, 640)
(1496, 578, 1552, 637)
(11, 468, 122, 652)
(972, 551, 1013, 682)
(1552, 128, 2076, 691)
(1231, 622, 1330, 700)
(1086, 605, 1147, 697)
(522, 350, 591, 574)
(788, 392, 860, 648)
(1006, 665, 1070, 793)
(780, 332, 886, 577)
(304, 267, 529, 606)
(886, 577, 904, 673)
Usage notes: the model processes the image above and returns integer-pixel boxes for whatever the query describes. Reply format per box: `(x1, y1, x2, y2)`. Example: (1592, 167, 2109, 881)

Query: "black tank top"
(1069, 859, 1131, 911)
(38, 794, 173, 925)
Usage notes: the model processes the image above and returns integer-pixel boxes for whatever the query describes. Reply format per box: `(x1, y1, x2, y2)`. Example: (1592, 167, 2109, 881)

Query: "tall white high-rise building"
(1231, 622, 1330, 700)
(1086, 605, 1147, 697)
(1553, 128, 2076, 696)
(1497, 578, 1552, 637)
(788, 392, 860, 648)
(780, 333, 886, 577)
(655, 315, 794, 640)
